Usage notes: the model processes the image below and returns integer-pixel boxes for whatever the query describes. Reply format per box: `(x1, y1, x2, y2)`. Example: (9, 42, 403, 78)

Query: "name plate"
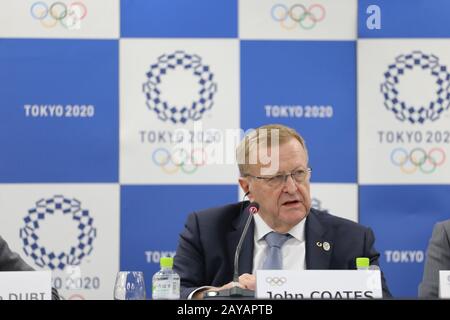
(439, 270, 450, 298)
(256, 270, 382, 299)
(0, 271, 52, 300)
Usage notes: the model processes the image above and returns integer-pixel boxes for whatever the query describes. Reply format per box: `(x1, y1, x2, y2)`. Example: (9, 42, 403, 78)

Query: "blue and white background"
(0, 0, 449, 299)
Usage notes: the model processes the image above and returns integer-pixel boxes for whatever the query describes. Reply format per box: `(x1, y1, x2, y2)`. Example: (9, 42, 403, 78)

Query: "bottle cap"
(160, 257, 174, 268)
(356, 257, 370, 268)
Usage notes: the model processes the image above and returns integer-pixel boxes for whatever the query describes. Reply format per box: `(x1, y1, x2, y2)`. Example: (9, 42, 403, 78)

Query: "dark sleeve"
(173, 212, 207, 299)
(363, 228, 392, 298)
(0, 236, 34, 272)
(0, 236, 61, 300)
(419, 222, 450, 298)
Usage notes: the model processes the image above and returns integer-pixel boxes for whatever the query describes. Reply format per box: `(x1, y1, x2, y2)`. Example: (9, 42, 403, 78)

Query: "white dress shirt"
(252, 213, 306, 273)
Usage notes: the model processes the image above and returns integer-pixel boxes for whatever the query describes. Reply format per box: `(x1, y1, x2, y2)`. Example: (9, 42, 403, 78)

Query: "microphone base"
(203, 287, 255, 299)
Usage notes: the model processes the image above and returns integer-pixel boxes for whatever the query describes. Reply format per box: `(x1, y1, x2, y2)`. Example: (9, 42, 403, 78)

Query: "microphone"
(229, 201, 259, 297)
(204, 198, 259, 298)
(233, 201, 259, 283)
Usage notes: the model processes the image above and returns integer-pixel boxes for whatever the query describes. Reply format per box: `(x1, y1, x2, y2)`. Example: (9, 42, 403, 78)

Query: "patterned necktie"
(262, 231, 292, 269)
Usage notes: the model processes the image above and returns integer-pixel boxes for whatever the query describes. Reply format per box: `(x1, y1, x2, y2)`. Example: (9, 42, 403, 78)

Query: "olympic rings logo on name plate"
(152, 147, 208, 174)
(265, 277, 287, 286)
(30, 1, 87, 29)
(390, 147, 446, 174)
(271, 3, 326, 30)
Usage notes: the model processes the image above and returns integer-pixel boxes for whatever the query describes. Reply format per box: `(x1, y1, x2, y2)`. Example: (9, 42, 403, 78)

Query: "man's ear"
(238, 177, 250, 195)
(239, 177, 254, 201)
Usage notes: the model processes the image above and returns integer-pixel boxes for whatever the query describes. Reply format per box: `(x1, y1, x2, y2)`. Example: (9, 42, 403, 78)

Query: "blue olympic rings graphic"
(152, 147, 208, 174)
(271, 3, 326, 30)
(390, 147, 446, 174)
(30, 1, 87, 29)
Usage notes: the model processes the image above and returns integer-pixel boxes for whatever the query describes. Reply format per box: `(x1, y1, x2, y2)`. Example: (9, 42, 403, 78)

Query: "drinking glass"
(113, 271, 146, 300)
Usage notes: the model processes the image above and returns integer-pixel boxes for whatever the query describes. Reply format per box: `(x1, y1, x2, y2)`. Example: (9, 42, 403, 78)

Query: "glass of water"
(114, 271, 146, 300)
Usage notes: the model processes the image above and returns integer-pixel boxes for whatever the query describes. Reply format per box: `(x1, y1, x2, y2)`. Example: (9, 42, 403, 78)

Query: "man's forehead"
(246, 138, 308, 175)
(249, 157, 307, 174)
(248, 138, 305, 153)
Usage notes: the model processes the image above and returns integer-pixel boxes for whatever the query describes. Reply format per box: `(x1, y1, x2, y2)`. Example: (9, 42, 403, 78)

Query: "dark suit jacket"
(0, 235, 33, 271)
(173, 202, 391, 299)
(418, 220, 450, 298)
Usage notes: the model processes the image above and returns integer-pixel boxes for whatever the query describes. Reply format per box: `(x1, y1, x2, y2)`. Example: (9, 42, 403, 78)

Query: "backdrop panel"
(1, 0, 449, 299)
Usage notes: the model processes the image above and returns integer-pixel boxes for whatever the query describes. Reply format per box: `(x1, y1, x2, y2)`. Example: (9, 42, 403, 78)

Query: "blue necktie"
(262, 232, 291, 269)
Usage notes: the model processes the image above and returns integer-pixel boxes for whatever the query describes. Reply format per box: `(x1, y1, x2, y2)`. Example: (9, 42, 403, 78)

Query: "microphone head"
(247, 202, 259, 215)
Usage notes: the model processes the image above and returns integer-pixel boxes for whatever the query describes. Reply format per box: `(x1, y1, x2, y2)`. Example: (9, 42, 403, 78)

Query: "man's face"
(239, 138, 311, 233)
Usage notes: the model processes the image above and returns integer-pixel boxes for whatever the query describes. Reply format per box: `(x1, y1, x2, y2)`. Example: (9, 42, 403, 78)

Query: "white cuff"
(188, 286, 214, 299)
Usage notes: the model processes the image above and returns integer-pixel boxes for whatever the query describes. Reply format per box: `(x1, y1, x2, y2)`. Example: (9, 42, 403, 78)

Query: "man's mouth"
(282, 200, 301, 207)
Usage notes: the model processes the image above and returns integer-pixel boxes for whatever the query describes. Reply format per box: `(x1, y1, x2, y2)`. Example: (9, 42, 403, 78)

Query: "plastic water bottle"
(152, 257, 180, 300)
(356, 257, 370, 270)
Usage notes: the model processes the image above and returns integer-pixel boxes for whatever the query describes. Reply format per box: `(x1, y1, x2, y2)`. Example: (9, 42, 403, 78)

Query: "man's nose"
(282, 174, 297, 193)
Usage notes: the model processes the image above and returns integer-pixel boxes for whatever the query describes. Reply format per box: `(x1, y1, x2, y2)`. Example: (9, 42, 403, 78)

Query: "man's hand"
(192, 273, 256, 299)
(237, 273, 256, 290)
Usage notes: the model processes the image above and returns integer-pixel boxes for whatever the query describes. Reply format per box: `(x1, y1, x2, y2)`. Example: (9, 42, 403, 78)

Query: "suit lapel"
(226, 202, 254, 276)
(305, 209, 333, 269)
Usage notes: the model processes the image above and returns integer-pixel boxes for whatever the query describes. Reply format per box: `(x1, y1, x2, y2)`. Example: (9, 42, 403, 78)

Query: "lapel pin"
(323, 242, 331, 251)
(316, 241, 322, 247)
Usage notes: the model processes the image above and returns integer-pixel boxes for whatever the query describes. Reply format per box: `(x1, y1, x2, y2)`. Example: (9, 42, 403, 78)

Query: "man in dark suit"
(173, 124, 391, 299)
(419, 219, 450, 298)
(0, 235, 60, 299)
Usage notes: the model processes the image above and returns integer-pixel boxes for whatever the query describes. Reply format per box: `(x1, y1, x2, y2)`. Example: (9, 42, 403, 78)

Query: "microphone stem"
(233, 208, 254, 283)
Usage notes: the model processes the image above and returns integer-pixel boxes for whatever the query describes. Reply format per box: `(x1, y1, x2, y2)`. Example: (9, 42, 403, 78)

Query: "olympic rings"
(390, 147, 446, 174)
(271, 3, 326, 30)
(30, 1, 87, 29)
(152, 147, 208, 174)
(265, 277, 287, 286)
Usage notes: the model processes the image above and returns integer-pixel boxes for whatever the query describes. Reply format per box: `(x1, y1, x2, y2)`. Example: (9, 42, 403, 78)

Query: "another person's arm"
(419, 221, 450, 298)
(0, 236, 33, 271)
(0, 236, 60, 299)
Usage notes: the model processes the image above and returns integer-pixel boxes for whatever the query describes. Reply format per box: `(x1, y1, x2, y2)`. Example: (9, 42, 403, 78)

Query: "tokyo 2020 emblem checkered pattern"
(20, 195, 96, 270)
(142, 50, 218, 124)
(1, 0, 450, 299)
(380, 51, 450, 124)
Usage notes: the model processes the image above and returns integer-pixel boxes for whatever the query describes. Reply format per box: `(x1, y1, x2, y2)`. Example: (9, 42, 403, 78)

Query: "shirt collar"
(253, 213, 306, 243)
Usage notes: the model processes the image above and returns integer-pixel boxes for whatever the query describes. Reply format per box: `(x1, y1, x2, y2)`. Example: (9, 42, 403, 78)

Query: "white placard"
(439, 270, 450, 298)
(256, 270, 382, 299)
(0, 271, 51, 300)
